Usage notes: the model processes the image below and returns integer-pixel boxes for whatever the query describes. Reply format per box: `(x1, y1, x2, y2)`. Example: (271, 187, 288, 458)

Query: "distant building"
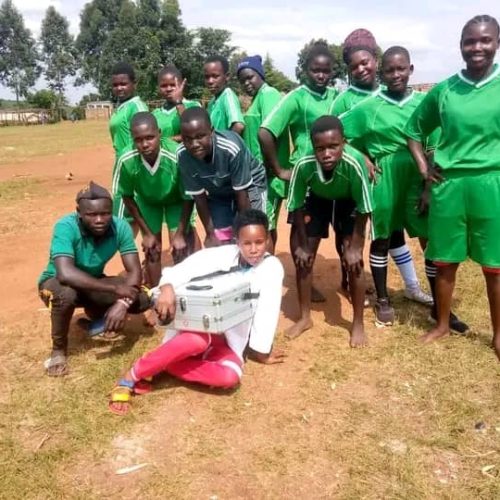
(85, 101, 113, 120)
(0, 109, 52, 126)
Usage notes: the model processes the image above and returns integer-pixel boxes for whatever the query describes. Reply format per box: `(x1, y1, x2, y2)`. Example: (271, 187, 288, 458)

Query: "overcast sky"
(1, 0, 499, 103)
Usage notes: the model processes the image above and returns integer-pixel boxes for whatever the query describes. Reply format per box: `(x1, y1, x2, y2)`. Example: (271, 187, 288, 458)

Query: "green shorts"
(266, 176, 289, 230)
(426, 169, 500, 267)
(372, 151, 427, 240)
(136, 196, 195, 235)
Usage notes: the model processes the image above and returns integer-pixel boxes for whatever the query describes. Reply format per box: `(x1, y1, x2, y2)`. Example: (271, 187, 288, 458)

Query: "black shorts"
(288, 193, 357, 239)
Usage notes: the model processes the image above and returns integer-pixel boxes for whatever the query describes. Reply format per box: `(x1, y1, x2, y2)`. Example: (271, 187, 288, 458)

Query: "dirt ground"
(2, 129, 500, 499)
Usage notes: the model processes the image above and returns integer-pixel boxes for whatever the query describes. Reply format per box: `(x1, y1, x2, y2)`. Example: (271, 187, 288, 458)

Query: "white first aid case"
(173, 271, 256, 334)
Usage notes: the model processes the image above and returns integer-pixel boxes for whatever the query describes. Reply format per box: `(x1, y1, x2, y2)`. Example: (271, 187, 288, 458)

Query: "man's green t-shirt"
(39, 213, 138, 285)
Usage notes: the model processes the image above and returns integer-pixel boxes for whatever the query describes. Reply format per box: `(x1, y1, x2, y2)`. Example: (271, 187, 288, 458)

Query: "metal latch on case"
(203, 314, 210, 329)
(180, 297, 187, 312)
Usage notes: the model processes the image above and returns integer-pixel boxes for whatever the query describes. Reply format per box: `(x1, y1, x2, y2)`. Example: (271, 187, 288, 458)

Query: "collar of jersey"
(377, 90, 415, 107)
(457, 63, 500, 88)
(141, 151, 161, 175)
(302, 84, 331, 99)
(116, 95, 141, 112)
(348, 84, 380, 96)
(315, 160, 336, 184)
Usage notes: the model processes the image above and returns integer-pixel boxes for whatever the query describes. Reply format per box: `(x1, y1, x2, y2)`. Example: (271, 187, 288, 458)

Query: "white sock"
(389, 244, 419, 289)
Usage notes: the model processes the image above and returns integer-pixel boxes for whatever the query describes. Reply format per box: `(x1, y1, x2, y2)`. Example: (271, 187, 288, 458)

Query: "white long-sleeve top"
(158, 245, 284, 361)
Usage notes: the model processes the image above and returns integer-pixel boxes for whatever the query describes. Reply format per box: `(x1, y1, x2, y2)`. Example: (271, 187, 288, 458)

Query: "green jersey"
(243, 83, 290, 168)
(406, 64, 500, 171)
(115, 142, 187, 206)
(207, 87, 244, 131)
(39, 213, 137, 285)
(261, 84, 338, 164)
(330, 85, 380, 116)
(287, 144, 373, 215)
(109, 96, 149, 156)
(152, 99, 200, 141)
(341, 91, 436, 160)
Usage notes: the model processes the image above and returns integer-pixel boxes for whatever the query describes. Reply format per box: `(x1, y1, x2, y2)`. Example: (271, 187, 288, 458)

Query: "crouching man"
(38, 182, 150, 376)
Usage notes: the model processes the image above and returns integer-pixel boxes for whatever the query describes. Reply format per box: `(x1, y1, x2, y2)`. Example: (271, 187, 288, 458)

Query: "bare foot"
(248, 348, 287, 364)
(311, 285, 326, 303)
(285, 317, 313, 339)
(349, 325, 368, 348)
(419, 326, 450, 344)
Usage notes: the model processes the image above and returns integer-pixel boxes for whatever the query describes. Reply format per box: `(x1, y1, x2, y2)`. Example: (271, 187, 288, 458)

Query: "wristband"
(117, 298, 132, 309)
(173, 100, 183, 106)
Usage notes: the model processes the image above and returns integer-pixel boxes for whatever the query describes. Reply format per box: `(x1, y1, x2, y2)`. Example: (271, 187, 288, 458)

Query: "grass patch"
(0, 121, 110, 165)
(0, 177, 41, 204)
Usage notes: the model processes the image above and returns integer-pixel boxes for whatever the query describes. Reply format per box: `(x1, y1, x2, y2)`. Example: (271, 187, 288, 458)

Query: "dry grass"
(1, 260, 500, 499)
(0, 120, 109, 165)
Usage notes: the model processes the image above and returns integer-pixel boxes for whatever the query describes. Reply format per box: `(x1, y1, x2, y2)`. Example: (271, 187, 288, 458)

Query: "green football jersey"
(261, 84, 338, 164)
(406, 64, 500, 171)
(152, 99, 200, 141)
(109, 96, 149, 156)
(330, 84, 381, 116)
(115, 142, 187, 205)
(207, 87, 244, 131)
(287, 144, 373, 214)
(243, 83, 290, 168)
(39, 213, 137, 285)
(341, 91, 433, 160)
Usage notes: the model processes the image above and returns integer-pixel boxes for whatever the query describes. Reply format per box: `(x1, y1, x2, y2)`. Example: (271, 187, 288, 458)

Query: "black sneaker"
(430, 309, 469, 335)
(374, 298, 394, 327)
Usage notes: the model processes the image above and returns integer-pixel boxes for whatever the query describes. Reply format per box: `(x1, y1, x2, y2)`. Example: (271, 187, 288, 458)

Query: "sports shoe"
(404, 286, 434, 305)
(430, 309, 469, 335)
(374, 298, 395, 327)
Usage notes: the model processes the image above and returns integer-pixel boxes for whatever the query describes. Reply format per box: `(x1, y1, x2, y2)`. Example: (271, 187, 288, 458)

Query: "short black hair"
(382, 46, 411, 64)
(310, 115, 344, 140)
(461, 14, 500, 42)
(130, 111, 159, 132)
(305, 43, 334, 69)
(233, 209, 269, 236)
(111, 62, 136, 82)
(204, 55, 230, 73)
(180, 107, 211, 127)
(158, 64, 182, 81)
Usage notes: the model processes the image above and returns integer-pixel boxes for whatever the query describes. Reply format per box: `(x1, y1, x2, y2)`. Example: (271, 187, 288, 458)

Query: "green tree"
(263, 54, 296, 93)
(0, 0, 40, 104)
(40, 6, 78, 118)
(75, 0, 125, 90)
(28, 89, 59, 109)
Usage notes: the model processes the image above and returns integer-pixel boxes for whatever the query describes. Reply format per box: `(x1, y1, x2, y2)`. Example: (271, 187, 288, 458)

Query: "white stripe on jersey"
(342, 150, 373, 213)
(286, 155, 316, 211)
(217, 136, 240, 155)
(217, 144, 239, 158)
(112, 150, 140, 195)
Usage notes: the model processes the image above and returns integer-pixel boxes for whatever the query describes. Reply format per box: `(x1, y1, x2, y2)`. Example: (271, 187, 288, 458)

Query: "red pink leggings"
(130, 331, 242, 389)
